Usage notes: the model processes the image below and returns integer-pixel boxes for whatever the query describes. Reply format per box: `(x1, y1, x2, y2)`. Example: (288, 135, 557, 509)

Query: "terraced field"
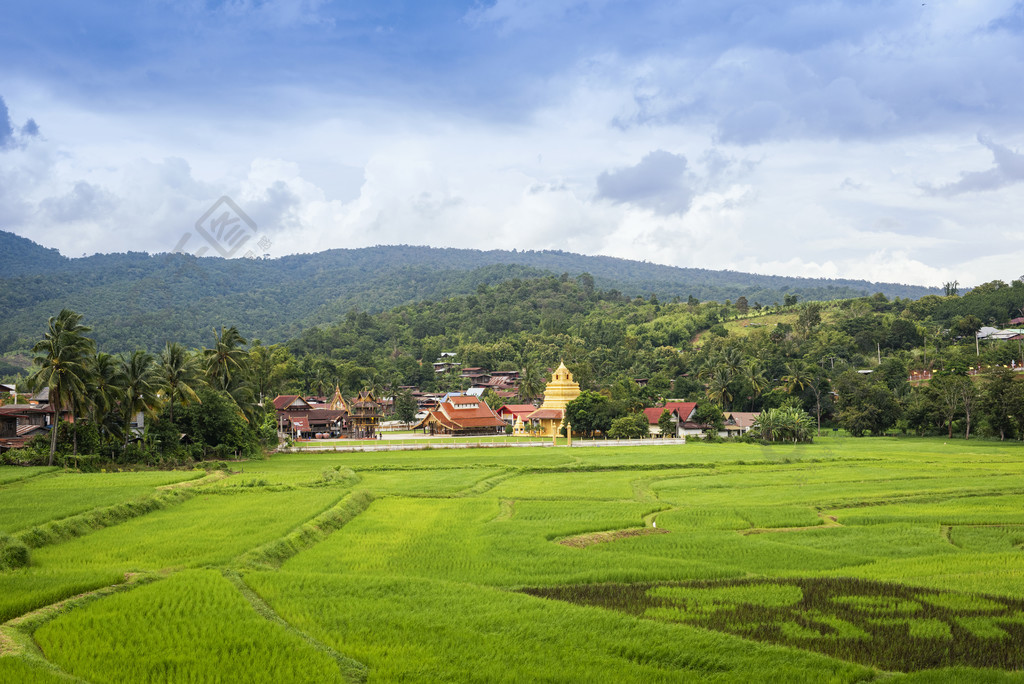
(2, 436, 1024, 681)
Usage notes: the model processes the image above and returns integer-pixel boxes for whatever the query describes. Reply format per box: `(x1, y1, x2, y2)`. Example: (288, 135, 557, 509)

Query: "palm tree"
(121, 350, 161, 450)
(517, 358, 545, 403)
(27, 309, 95, 465)
(204, 326, 248, 391)
(780, 361, 810, 395)
(706, 367, 734, 409)
(159, 342, 203, 423)
(87, 351, 127, 444)
(742, 360, 767, 410)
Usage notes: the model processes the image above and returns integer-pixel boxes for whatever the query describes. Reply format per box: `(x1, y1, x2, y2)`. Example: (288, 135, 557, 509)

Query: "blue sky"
(2, 0, 1024, 286)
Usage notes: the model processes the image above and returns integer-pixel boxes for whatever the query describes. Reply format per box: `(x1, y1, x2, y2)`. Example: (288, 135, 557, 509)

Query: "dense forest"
(0, 231, 939, 355)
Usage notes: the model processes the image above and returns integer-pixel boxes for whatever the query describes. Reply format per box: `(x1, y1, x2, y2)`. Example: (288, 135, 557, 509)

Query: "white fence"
(281, 437, 686, 453)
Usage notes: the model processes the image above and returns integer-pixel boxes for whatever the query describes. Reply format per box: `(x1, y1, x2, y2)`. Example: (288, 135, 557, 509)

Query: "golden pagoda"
(525, 362, 580, 437)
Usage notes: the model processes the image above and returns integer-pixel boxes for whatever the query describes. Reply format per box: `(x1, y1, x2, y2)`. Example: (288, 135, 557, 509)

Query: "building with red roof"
(415, 395, 506, 435)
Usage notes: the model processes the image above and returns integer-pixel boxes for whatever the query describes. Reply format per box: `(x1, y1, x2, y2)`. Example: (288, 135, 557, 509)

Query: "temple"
(521, 362, 580, 437)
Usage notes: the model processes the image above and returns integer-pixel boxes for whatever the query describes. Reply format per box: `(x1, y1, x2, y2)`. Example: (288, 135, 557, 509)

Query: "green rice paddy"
(2, 436, 1024, 681)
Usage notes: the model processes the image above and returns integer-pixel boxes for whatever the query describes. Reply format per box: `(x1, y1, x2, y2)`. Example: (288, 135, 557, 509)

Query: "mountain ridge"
(0, 230, 940, 353)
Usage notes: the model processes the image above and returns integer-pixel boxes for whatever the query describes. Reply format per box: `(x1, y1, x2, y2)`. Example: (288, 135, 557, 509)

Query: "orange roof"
(421, 395, 506, 431)
(497, 404, 536, 418)
(526, 408, 563, 421)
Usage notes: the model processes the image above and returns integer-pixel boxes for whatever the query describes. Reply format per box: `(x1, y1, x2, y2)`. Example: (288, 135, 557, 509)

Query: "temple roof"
(537, 361, 580, 411)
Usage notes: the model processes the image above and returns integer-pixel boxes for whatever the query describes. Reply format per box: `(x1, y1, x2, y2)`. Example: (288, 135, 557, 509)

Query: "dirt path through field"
(738, 513, 842, 536)
(558, 526, 668, 548)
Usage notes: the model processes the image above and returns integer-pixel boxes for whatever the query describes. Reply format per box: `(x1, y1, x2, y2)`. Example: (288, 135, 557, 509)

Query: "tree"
(27, 309, 95, 465)
(159, 342, 203, 424)
(394, 390, 418, 425)
(693, 402, 725, 435)
(204, 326, 248, 391)
(735, 296, 749, 316)
(834, 371, 902, 436)
(607, 413, 650, 439)
(797, 303, 822, 334)
(657, 408, 675, 438)
(517, 358, 545, 402)
(750, 406, 814, 443)
(87, 351, 127, 446)
(564, 390, 617, 437)
(929, 373, 970, 438)
(980, 368, 1024, 440)
(705, 367, 734, 409)
(121, 350, 160, 450)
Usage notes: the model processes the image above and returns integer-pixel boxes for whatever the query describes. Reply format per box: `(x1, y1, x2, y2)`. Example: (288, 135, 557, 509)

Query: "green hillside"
(0, 231, 939, 354)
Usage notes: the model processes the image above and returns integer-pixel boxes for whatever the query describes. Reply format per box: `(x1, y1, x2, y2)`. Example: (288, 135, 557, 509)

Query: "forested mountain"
(1, 231, 940, 354)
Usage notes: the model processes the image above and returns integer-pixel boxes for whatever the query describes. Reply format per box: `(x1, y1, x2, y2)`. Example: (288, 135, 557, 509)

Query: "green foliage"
(607, 413, 650, 439)
(834, 372, 902, 436)
(564, 390, 619, 437)
(749, 406, 814, 443)
(656, 408, 674, 437)
(0, 232, 939, 355)
(0, 532, 30, 569)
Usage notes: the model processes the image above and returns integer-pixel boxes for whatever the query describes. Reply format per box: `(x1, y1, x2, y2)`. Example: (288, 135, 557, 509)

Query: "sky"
(1, 1, 1024, 287)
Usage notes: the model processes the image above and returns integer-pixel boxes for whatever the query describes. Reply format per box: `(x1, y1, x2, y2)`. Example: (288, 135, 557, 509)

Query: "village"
(266, 356, 758, 444)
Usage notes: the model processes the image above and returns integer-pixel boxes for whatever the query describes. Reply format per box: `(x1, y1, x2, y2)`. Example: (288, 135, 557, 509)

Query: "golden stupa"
(525, 362, 581, 437)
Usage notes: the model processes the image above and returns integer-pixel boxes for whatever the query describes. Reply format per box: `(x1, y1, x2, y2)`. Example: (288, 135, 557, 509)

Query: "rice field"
(2, 436, 1024, 681)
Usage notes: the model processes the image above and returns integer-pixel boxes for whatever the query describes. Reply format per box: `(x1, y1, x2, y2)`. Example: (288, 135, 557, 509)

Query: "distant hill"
(0, 231, 940, 353)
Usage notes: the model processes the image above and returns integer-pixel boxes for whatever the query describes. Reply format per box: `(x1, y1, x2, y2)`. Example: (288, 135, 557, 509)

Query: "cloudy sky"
(2, 1, 1023, 287)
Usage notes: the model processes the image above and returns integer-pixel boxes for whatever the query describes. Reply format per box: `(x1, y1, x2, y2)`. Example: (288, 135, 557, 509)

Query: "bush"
(0, 533, 30, 570)
(607, 413, 650, 439)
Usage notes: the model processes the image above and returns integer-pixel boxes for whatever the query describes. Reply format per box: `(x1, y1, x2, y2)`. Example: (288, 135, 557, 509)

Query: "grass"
(34, 570, 347, 683)
(5, 436, 1024, 680)
(0, 469, 201, 534)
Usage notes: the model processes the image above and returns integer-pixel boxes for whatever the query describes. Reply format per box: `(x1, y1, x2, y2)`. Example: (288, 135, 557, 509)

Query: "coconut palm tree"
(121, 350, 161, 450)
(780, 361, 810, 395)
(28, 309, 95, 465)
(706, 366, 735, 409)
(87, 351, 127, 444)
(517, 358, 545, 403)
(742, 360, 767, 410)
(159, 342, 203, 423)
(204, 326, 248, 391)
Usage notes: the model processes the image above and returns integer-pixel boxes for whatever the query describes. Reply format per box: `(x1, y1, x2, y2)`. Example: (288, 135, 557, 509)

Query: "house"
(415, 395, 506, 435)
(642, 401, 701, 437)
(496, 404, 537, 425)
(522, 362, 580, 437)
(0, 405, 53, 452)
(723, 412, 760, 436)
(433, 353, 460, 374)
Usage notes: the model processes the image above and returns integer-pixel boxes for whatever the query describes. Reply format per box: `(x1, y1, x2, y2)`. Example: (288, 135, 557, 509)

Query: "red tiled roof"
(643, 407, 672, 424)
(497, 404, 536, 419)
(273, 395, 313, 411)
(664, 402, 697, 421)
(419, 396, 506, 431)
(642, 402, 696, 424)
(526, 408, 563, 421)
